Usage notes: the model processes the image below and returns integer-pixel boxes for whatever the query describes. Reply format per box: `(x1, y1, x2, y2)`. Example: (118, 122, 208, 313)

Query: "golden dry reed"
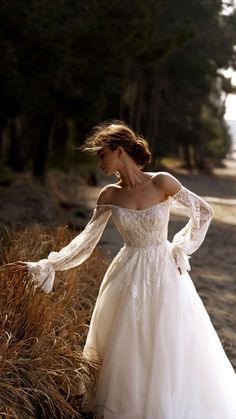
(0, 225, 109, 418)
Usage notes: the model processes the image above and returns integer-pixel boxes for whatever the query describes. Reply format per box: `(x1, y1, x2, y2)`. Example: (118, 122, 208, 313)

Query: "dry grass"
(0, 225, 109, 418)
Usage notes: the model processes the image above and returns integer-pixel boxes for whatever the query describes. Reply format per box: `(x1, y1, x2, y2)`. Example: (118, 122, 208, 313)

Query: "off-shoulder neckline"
(96, 186, 183, 212)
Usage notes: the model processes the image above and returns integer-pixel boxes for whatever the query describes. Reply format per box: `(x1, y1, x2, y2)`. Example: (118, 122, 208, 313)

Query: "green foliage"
(0, 0, 236, 174)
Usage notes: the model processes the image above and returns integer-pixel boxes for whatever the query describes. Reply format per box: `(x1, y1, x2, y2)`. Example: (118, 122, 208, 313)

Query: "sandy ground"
(78, 160, 236, 370)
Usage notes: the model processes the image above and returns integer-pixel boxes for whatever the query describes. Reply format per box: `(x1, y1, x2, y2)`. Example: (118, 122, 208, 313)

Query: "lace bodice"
(107, 199, 170, 248)
(27, 186, 213, 292)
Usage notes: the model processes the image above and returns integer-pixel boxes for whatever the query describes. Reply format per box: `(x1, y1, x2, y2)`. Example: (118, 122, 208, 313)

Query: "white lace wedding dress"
(27, 185, 236, 419)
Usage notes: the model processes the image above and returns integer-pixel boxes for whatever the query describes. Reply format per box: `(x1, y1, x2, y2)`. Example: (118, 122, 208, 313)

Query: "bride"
(10, 120, 236, 418)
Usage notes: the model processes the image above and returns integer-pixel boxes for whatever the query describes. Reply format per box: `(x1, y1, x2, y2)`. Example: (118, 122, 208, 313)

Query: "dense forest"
(0, 0, 236, 178)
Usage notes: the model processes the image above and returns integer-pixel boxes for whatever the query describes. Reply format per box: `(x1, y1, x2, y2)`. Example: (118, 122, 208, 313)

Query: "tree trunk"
(192, 106, 207, 171)
(193, 143, 207, 171)
(119, 64, 144, 132)
(0, 123, 3, 168)
(33, 113, 56, 181)
(7, 117, 24, 171)
(147, 69, 163, 161)
(134, 66, 144, 132)
(182, 142, 193, 170)
(52, 112, 69, 167)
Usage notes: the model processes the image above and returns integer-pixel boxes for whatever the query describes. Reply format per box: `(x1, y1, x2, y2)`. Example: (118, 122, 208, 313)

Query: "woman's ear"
(117, 146, 124, 158)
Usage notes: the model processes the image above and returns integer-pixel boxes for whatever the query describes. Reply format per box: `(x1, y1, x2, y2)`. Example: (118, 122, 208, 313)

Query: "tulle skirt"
(83, 241, 236, 419)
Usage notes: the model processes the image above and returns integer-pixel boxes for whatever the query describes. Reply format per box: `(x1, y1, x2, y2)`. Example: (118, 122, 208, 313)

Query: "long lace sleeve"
(26, 205, 112, 292)
(170, 186, 214, 274)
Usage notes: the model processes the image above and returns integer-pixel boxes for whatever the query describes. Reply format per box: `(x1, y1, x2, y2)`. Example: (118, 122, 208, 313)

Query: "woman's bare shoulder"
(96, 183, 120, 205)
(152, 171, 181, 196)
(152, 171, 178, 182)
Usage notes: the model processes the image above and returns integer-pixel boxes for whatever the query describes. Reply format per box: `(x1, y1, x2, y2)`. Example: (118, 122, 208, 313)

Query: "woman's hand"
(4, 261, 29, 276)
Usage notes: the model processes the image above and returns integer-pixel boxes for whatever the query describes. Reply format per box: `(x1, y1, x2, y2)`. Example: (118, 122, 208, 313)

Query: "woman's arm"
(8, 204, 112, 292)
(158, 172, 214, 274)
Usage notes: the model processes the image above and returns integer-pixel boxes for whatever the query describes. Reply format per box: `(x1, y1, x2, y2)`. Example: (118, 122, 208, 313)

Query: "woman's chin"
(103, 169, 111, 176)
(102, 168, 116, 177)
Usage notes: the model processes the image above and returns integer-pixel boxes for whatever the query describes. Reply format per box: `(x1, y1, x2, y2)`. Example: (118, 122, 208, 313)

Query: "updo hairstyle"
(79, 120, 152, 169)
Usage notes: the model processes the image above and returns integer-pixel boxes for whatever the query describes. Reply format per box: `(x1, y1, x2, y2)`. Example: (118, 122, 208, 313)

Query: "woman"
(10, 121, 236, 419)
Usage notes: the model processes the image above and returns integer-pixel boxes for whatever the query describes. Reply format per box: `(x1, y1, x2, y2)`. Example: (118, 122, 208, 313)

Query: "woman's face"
(97, 147, 120, 176)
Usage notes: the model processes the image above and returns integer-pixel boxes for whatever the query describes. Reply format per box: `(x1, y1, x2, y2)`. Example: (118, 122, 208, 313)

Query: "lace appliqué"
(118, 244, 167, 321)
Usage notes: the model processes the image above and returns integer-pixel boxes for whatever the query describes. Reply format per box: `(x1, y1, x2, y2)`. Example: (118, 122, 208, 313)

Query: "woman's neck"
(117, 169, 151, 190)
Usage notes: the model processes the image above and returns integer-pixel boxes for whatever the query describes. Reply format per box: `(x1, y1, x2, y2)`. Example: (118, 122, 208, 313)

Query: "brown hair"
(79, 120, 152, 169)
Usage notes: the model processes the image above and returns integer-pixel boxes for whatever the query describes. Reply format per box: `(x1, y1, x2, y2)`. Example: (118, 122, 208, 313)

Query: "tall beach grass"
(0, 225, 108, 418)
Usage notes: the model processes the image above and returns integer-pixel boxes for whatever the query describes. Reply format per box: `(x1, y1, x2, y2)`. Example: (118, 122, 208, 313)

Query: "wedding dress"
(27, 185, 236, 419)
